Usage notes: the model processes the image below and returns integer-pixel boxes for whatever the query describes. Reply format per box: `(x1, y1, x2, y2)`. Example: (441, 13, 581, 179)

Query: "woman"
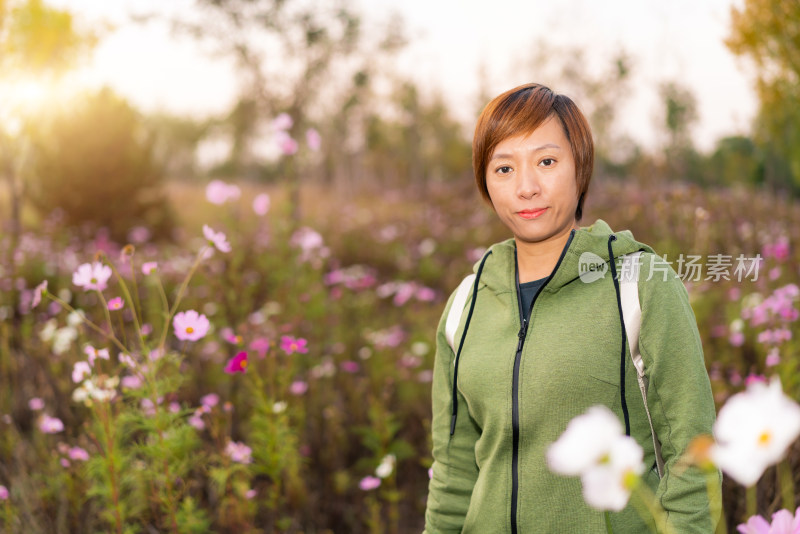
(423, 83, 720, 533)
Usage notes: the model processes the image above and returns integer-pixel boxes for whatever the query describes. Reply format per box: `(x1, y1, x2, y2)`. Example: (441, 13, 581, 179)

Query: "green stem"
(105, 257, 146, 352)
(45, 293, 127, 354)
(746, 484, 757, 520)
(157, 246, 210, 351)
(605, 510, 614, 534)
(779, 459, 795, 512)
(630, 479, 677, 534)
(128, 256, 144, 329)
(706, 469, 726, 534)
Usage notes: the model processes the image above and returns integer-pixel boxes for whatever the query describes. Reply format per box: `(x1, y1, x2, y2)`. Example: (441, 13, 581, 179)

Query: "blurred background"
(1, 0, 799, 532)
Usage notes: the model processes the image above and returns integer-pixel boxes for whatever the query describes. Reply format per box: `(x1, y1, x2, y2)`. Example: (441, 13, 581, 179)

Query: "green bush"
(27, 88, 174, 240)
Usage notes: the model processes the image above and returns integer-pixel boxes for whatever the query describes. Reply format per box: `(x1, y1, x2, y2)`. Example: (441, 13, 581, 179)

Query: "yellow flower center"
(758, 431, 772, 447)
(186, 327, 194, 334)
(241, 360, 248, 368)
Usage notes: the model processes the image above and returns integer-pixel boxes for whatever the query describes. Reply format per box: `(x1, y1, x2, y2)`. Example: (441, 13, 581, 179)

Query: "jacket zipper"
(510, 230, 575, 534)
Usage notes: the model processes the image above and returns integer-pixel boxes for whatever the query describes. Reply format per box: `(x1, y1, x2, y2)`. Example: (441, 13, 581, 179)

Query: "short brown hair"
(472, 83, 594, 221)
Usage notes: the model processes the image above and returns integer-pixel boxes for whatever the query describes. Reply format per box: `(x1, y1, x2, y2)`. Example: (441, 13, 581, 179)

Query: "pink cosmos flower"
(201, 393, 219, 408)
(729, 331, 745, 347)
(141, 262, 158, 275)
(202, 225, 231, 253)
(272, 112, 293, 131)
(224, 351, 248, 374)
(28, 397, 44, 411)
(107, 297, 124, 311)
(280, 336, 308, 355)
(341, 361, 360, 373)
(359, 476, 381, 491)
(85, 346, 110, 367)
(766, 348, 781, 367)
(306, 128, 321, 151)
(72, 262, 112, 292)
(289, 380, 308, 396)
(276, 131, 299, 155)
(72, 361, 92, 383)
(0, 485, 7, 500)
(68, 447, 89, 461)
(188, 413, 205, 430)
(245, 488, 257, 500)
(738, 508, 800, 534)
(205, 179, 241, 205)
(60, 458, 70, 468)
(121, 375, 142, 390)
(173, 310, 210, 342)
(225, 441, 253, 464)
(32, 280, 48, 308)
(250, 337, 270, 358)
(39, 414, 64, 434)
(252, 193, 270, 216)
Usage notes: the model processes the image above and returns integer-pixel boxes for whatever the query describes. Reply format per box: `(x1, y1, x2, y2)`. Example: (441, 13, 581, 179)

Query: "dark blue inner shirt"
(519, 277, 547, 322)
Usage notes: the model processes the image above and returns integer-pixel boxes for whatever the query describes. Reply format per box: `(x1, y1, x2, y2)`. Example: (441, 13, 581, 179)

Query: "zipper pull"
(517, 319, 528, 352)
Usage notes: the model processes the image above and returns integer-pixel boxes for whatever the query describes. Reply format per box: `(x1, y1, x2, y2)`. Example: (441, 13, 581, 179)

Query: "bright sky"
(41, 0, 756, 152)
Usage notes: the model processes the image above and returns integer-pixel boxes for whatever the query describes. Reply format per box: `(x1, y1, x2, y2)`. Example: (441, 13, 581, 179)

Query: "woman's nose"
(516, 167, 541, 199)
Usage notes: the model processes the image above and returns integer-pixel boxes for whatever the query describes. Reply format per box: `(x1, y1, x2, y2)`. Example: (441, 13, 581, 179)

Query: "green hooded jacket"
(424, 219, 720, 533)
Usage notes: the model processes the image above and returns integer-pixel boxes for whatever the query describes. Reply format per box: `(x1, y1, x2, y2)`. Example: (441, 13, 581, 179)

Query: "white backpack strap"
(445, 274, 476, 353)
(620, 251, 665, 478)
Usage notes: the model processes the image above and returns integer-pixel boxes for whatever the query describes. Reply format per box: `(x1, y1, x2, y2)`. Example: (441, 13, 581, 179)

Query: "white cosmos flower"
(375, 454, 396, 479)
(710, 378, 800, 486)
(547, 405, 644, 512)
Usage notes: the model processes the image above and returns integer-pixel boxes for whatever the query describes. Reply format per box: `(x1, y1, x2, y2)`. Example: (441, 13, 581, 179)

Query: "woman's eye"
(540, 158, 555, 167)
(496, 165, 512, 174)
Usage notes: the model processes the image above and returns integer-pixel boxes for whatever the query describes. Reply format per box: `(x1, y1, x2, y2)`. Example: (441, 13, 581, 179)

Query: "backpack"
(444, 251, 665, 478)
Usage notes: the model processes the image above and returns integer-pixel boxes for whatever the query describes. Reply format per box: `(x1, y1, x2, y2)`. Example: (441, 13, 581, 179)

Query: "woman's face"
(485, 116, 579, 247)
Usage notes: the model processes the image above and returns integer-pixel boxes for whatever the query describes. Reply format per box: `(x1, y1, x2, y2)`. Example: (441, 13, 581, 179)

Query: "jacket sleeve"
(423, 289, 481, 533)
(638, 253, 722, 533)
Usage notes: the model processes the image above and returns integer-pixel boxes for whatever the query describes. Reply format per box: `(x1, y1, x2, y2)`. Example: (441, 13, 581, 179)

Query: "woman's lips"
(517, 208, 547, 220)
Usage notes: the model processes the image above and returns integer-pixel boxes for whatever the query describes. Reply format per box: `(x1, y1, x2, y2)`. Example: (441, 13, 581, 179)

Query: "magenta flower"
(39, 414, 64, 434)
(250, 337, 270, 358)
(28, 397, 44, 411)
(224, 351, 248, 374)
(0, 485, 7, 500)
(245, 488, 257, 500)
(188, 413, 205, 430)
(225, 440, 253, 464)
(252, 193, 270, 216)
(280, 336, 308, 355)
(173, 310, 210, 342)
(107, 297, 124, 311)
(289, 380, 308, 396)
(306, 128, 321, 151)
(72, 361, 92, 383)
(32, 280, 48, 308)
(68, 447, 89, 461)
(72, 262, 112, 292)
(359, 476, 381, 491)
(141, 262, 158, 275)
(202, 224, 231, 253)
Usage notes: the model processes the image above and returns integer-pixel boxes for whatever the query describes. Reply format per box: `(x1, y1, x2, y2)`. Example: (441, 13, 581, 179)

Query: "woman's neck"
(515, 225, 577, 283)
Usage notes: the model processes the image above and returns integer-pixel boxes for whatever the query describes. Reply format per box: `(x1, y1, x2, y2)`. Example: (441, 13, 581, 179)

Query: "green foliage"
(0, 0, 95, 74)
(726, 0, 800, 191)
(27, 88, 175, 241)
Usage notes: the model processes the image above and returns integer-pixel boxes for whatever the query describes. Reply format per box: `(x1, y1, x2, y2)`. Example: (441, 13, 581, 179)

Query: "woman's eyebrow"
(490, 144, 562, 161)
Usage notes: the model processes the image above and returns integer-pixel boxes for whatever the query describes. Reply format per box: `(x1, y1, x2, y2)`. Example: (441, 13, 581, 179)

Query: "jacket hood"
(475, 219, 655, 293)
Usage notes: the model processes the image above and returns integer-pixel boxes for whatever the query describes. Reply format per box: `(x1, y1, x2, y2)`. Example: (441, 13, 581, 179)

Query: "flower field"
(1, 175, 799, 533)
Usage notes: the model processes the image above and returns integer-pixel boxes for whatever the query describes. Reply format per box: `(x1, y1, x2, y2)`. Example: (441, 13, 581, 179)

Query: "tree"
(726, 0, 800, 191)
(27, 88, 175, 242)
